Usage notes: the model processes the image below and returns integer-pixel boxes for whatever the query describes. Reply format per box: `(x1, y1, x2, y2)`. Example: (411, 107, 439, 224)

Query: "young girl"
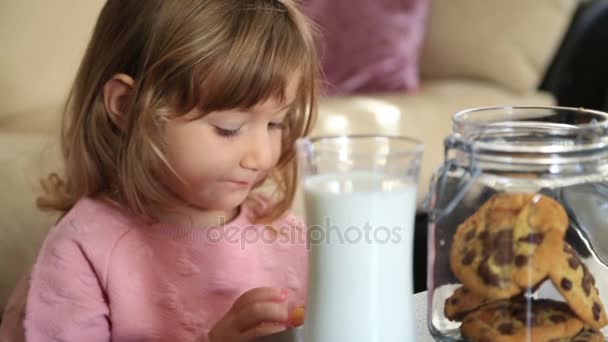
(0, 0, 318, 341)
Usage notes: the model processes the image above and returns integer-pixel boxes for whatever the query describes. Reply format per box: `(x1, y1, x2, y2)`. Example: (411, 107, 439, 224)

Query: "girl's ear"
(103, 73, 135, 131)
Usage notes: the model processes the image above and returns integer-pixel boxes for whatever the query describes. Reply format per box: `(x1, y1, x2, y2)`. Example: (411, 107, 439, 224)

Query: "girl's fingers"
(231, 287, 287, 311)
(233, 300, 289, 332)
(241, 321, 288, 340)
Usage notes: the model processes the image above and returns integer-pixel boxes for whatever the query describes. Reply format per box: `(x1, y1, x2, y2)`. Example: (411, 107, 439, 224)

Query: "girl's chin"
(195, 195, 248, 213)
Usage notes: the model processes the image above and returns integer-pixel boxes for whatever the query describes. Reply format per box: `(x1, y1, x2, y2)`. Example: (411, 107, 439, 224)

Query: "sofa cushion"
(0, 0, 104, 119)
(303, 0, 429, 95)
(0, 133, 60, 312)
(420, 0, 577, 93)
(290, 79, 555, 219)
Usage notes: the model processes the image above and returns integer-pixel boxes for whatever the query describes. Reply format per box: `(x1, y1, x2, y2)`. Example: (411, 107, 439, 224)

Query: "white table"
(414, 290, 435, 341)
(259, 291, 435, 341)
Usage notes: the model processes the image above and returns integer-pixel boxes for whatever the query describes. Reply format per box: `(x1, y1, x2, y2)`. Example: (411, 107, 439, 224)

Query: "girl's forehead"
(249, 72, 301, 111)
(280, 71, 301, 100)
(249, 96, 294, 116)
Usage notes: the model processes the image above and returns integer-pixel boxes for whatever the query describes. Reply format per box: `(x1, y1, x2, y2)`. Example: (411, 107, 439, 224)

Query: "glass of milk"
(296, 135, 423, 342)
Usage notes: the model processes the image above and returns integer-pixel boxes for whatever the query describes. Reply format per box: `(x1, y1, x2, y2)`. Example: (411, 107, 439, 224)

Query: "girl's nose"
(240, 129, 275, 172)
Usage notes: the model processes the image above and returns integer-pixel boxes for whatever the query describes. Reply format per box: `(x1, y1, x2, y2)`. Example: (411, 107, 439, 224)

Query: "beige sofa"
(0, 0, 576, 313)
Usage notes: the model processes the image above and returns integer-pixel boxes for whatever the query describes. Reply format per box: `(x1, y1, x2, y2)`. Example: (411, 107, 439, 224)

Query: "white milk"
(302, 171, 417, 342)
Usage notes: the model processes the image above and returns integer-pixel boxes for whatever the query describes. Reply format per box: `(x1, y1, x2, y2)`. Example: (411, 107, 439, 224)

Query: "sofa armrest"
(540, 0, 608, 112)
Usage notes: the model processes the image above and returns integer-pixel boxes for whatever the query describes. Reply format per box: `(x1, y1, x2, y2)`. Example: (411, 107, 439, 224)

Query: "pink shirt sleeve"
(24, 226, 111, 341)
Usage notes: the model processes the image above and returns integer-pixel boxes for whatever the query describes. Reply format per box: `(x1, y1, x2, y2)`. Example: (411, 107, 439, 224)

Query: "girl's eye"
(268, 122, 286, 130)
(214, 126, 239, 138)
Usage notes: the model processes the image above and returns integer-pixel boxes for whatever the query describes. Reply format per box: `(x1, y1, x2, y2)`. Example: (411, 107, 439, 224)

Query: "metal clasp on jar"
(423, 134, 480, 222)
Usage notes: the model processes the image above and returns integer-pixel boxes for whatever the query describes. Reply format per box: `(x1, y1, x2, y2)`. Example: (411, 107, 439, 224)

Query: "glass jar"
(426, 106, 608, 341)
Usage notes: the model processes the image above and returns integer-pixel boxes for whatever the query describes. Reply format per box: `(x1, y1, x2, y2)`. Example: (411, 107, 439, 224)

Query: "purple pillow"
(302, 0, 428, 95)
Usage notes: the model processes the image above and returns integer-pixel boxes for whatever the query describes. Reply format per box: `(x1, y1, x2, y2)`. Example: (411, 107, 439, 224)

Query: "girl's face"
(162, 77, 299, 217)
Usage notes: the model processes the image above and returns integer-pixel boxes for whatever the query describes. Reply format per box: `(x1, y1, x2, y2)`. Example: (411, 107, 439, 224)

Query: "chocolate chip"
(495, 249, 515, 265)
(518, 233, 544, 244)
(583, 273, 593, 296)
(561, 278, 572, 291)
(583, 265, 596, 285)
(497, 323, 514, 335)
(493, 230, 513, 247)
(481, 230, 493, 256)
(515, 254, 528, 267)
(549, 314, 567, 323)
(482, 248, 492, 259)
(593, 302, 601, 321)
(451, 298, 459, 305)
(462, 288, 470, 294)
(563, 243, 573, 254)
(478, 261, 500, 286)
(493, 230, 514, 265)
(462, 250, 476, 265)
(514, 308, 539, 326)
(465, 229, 476, 241)
(568, 257, 580, 270)
(512, 308, 528, 323)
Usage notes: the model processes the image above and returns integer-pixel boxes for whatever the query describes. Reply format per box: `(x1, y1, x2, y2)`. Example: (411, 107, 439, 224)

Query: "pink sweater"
(16, 198, 308, 341)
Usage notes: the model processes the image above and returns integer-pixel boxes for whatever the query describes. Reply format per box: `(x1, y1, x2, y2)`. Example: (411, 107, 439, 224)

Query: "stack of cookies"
(446, 193, 607, 341)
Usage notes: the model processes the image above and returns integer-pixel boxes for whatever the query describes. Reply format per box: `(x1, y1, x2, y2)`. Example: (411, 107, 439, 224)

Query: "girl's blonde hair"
(38, 0, 318, 223)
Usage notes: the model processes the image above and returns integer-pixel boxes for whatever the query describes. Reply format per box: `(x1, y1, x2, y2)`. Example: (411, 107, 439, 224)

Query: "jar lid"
(452, 106, 608, 154)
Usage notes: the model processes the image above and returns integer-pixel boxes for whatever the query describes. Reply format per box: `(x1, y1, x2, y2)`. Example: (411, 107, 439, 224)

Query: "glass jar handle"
(422, 164, 442, 214)
(423, 135, 480, 222)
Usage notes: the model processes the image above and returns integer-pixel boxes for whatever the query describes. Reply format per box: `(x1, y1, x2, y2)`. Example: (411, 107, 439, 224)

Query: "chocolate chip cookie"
(444, 286, 491, 321)
(460, 299, 585, 342)
(551, 327, 604, 342)
(444, 279, 547, 322)
(450, 193, 568, 300)
(549, 242, 608, 330)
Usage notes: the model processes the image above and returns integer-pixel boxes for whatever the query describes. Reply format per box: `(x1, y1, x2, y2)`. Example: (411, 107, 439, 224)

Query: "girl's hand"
(207, 287, 290, 342)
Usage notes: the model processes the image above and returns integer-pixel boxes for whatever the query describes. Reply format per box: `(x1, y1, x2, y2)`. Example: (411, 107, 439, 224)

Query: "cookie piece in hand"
(450, 193, 568, 300)
(549, 242, 608, 330)
(287, 305, 305, 327)
(444, 286, 491, 321)
(460, 299, 584, 342)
